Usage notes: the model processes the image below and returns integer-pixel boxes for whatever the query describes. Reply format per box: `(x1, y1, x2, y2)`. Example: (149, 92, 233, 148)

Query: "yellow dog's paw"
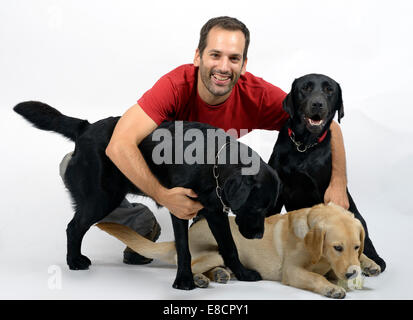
(210, 267, 231, 284)
(360, 254, 381, 277)
(193, 273, 210, 288)
(323, 285, 346, 299)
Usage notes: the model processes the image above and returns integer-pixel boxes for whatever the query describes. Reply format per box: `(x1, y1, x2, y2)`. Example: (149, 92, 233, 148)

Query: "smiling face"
(296, 74, 341, 133)
(284, 74, 343, 135)
(194, 27, 247, 105)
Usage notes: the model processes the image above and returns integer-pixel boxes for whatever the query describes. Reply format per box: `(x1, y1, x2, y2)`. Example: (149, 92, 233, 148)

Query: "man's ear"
(241, 57, 248, 75)
(335, 83, 344, 123)
(283, 79, 297, 119)
(223, 174, 253, 211)
(304, 227, 326, 264)
(194, 48, 201, 67)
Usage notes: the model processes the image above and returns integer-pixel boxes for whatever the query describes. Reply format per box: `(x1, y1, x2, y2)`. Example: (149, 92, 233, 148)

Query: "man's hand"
(324, 180, 349, 209)
(156, 187, 204, 220)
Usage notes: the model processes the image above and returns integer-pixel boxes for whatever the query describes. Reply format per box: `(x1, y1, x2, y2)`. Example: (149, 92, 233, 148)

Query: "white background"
(1, 0, 412, 299)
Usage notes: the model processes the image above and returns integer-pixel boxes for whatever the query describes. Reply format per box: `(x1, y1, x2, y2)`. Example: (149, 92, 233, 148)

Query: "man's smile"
(211, 72, 232, 86)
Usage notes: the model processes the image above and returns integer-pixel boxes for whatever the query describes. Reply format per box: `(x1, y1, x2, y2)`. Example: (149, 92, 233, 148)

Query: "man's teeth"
(213, 74, 230, 81)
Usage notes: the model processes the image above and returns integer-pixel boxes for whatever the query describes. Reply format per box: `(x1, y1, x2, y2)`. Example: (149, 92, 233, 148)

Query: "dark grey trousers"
(59, 151, 159, 237)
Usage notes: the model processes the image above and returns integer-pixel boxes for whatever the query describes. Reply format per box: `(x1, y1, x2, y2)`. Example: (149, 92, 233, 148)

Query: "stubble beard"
(198, 60, 242, 98)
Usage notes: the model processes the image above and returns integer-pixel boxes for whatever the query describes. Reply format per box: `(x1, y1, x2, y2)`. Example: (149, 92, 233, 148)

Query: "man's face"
(194, 27, 247, 104)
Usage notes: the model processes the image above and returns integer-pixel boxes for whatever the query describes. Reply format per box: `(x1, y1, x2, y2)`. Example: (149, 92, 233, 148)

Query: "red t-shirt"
(138, 64, 288, 138)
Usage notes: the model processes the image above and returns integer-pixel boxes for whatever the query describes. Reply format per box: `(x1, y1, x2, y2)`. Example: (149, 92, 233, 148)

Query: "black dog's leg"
(170, 214, 196, 290)
(66, 193, 121, 270)
(267, 193, 284, 217)
(66, 213, 92, 270)
(347, 191, 386, 272)
(204, 212, 262, 282)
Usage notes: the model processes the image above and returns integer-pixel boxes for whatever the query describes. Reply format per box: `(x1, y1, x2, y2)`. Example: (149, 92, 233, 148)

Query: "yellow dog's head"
(303, 203, 365, 280)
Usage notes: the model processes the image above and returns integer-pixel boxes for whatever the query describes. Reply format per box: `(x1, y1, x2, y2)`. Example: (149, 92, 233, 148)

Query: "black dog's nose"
(311, 101, 323, 109)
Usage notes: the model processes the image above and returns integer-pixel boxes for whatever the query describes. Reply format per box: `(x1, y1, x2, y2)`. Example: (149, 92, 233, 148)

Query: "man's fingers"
(172, 209, 198, 220)
(183, 188, 198, 198)
(164, 187, 203, 220)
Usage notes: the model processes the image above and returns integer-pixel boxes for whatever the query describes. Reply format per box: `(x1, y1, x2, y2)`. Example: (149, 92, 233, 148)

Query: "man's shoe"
(123, 219, 161, 265)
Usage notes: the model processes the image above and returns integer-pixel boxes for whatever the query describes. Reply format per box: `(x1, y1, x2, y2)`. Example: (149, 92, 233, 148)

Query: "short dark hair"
(198, 16, 250, 62)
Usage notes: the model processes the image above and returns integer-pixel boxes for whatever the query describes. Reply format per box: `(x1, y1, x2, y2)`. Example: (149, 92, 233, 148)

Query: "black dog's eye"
(334, 245, 343, 252)
(325, 86, 333, 93)
(322, 82, 334, 94)
(301, 82, 313, 92)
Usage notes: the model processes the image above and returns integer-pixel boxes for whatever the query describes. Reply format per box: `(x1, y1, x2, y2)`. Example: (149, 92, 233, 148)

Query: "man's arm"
(105, 104, 203, 219)
(324, 120, 350, 209)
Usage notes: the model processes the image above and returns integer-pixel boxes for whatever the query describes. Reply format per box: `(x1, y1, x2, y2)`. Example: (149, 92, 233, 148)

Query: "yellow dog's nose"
(345, 265, 360, 279)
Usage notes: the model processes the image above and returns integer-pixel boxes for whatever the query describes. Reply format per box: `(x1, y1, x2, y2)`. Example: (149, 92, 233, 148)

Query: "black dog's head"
(283, 74, 344, 135)
(222, 162, 280, 240)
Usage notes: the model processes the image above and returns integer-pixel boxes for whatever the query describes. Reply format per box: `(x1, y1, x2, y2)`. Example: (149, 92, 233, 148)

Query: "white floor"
(1, 107, 412, 300)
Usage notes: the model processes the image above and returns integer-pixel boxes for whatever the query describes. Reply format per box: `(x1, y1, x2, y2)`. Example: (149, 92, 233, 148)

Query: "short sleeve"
(138, 75, 177, 125)
(257, 84, 289, 131)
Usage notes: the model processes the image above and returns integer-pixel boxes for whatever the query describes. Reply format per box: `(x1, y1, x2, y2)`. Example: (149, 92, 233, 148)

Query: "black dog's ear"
(223, 174, 253, 211)
(336, 83, 344, 123)
(283, 79, 297, 119)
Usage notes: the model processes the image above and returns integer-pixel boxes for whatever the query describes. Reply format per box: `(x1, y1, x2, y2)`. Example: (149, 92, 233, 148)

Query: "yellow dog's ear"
(359, 223, 365, 259)
(304, 227, 326, 264)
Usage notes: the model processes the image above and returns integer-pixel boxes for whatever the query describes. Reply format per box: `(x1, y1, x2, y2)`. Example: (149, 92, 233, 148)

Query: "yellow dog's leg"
(283, 267, 346, 299)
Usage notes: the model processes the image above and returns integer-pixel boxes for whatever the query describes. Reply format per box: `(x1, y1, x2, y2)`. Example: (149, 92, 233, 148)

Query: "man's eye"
(334, 245, 343, 252)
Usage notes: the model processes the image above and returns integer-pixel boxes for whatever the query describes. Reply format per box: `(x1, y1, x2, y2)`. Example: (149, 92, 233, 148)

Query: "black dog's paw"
(67, 254, 92, 270)
(234, 268, 262, 282)
(172, 275, 196, 290)
(374, 256, 386, 273)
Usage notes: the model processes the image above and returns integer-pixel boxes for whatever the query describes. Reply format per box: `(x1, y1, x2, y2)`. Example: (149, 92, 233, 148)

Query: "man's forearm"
(106, 140, 166, 203)
(325, 120, 349, 209)
(329, 120, 347, 187)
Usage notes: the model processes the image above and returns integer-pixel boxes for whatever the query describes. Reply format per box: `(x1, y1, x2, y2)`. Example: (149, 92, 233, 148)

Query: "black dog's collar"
(288, 128, 328, 153)
(213, 142, 232, 214)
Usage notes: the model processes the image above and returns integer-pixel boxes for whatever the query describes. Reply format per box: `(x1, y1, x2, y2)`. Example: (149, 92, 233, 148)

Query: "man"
(61, 16, 350, 264)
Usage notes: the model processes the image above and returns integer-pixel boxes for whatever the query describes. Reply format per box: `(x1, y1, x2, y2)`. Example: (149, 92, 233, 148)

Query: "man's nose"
(216, 57, 231, 74)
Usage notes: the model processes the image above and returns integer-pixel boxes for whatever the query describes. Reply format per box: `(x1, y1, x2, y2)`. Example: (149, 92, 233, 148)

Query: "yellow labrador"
(97, 203, 381, 298)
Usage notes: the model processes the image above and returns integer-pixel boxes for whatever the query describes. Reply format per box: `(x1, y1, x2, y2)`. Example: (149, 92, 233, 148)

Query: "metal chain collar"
(213, 142, 232, 214)
(288, 130, 320, 153)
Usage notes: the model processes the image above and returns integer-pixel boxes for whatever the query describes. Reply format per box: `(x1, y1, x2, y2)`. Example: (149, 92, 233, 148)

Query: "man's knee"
(59, 151, 74, 183)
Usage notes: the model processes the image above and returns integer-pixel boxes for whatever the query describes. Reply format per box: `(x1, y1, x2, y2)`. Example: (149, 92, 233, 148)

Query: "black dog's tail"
(13, 101, 90, 141)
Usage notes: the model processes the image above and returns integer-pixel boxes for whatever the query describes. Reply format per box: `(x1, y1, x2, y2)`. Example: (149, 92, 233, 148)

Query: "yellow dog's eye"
(334, 245, 343, 252)
(355, 246, 360, 250)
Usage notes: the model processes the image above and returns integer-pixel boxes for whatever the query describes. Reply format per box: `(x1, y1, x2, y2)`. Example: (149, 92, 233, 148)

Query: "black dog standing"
(268, 74, 386, 272)
(14, 102, 281, 290)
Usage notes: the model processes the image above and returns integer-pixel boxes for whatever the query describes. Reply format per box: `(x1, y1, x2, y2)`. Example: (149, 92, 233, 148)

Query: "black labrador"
(14, 101, 281, 290)
(268, 74, 386, 272)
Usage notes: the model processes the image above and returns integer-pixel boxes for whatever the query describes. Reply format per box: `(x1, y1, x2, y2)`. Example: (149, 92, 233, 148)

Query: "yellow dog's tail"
(96, 222, 177, 265)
